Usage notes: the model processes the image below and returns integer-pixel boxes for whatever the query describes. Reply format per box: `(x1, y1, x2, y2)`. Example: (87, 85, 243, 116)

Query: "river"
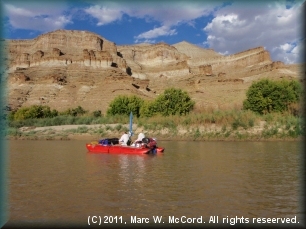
(4, 140, 304, 227)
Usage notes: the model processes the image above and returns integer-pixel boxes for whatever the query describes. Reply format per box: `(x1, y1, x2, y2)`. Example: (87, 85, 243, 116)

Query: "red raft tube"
(86, 138, 164, 155)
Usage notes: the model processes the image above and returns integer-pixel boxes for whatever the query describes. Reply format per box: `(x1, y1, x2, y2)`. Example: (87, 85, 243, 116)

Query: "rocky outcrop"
(188, 46, 271, 68)
(173, 41, 221, 59)
(32, 50, 44, 61)
(132, 78, 150, 90)
(118, 42, 188, 66)
(8, 72, 30, 83)
(7, 30, 126, 72)
(4, 29, 300, 113)
(250, 61, 285, 74)
(218, 72, 226, 77)
(190, 65, 212, 75)
(9, 30, 106, 54)
(82, 49, 114, 68)
(226, 48, 271, 67)
(117, 42, 189, 78)
(7, 30, 273, 78)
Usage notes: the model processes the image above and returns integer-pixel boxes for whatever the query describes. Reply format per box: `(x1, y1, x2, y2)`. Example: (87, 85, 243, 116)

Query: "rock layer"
(8, 30, 126, 72)
(4, 29, 302, 113)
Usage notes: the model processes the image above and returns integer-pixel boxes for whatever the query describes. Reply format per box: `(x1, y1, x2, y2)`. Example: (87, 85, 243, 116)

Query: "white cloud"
(203, 1, 304, 64)
(273, 40, 304, 64)
(4, 1, 221, 41)
(124, 2, 217, 27)
(5, 4, 35, 17)
(280, 43, 294, 53)
(4, 3, 73, 32)
(291, 41, 304, 55)
(82, 1, 222, 42)
(135, 26, 177, 40)
(84, 5, 123, 26)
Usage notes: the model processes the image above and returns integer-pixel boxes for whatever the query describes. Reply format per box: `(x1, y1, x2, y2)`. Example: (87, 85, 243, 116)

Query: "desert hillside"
(4, 29, 304, 114)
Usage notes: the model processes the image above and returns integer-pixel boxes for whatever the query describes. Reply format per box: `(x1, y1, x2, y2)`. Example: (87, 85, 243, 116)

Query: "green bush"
(141, 88, 195, 117)
(107, 95, 144, 117)
(13, 105, 58, 120)
(139, 101, 158, 117)
(60, 106, 87, 116)
(92, 110, 102, 117)
(73, 106, 87, 116)
(243, 79, 302, 115)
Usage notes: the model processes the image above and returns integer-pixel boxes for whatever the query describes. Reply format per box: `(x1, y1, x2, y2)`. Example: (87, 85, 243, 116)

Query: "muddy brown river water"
(4, 140, 304, 227)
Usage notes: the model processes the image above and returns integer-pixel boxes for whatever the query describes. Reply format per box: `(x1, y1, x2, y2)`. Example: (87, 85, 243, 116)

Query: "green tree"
(243, 79, 302, 115)
(13, 105, 58, 120)
(107, 95, 144, 117)
(145, 88, 195, 117)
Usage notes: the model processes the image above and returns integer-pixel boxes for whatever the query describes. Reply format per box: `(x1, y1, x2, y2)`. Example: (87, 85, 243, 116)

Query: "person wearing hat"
(131, 132, 145, 147)
(135, 132, 145, 142)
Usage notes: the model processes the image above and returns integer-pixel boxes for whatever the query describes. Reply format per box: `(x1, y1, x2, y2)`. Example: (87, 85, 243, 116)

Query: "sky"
(1, 0, 305, 64)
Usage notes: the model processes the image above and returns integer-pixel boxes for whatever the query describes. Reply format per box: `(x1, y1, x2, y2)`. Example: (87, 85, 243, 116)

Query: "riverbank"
(6, 122, 303, 142)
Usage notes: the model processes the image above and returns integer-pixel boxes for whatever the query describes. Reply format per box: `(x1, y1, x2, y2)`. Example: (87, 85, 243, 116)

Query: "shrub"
(13, 105, 58, 120)
(243, 79, 302, 115)
(107, 95, 144, 117)
(143, 88, 195, 117)
(139, 101, 158, 118)
(60, 106, 87, 116)
(72, 106, 87, 116)
(92, 110, 102, 117)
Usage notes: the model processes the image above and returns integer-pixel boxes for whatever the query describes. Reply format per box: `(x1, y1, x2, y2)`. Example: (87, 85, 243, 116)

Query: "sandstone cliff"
(4, 29, 302, 113)
(8, 30, 126, 72)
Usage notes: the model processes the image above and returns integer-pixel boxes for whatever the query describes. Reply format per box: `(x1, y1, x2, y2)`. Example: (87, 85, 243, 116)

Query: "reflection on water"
(6, 140, 304, 226)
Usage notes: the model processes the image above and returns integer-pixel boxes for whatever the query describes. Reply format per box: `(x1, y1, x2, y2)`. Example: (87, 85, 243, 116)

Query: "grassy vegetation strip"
(5, 111, 304, 141)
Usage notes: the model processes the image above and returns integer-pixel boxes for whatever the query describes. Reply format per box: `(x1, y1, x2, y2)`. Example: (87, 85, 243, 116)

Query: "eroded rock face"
(118, 42, 275, 79)
(4, 29, 299, 113)
(7, 30, 123, 72)
(9, 30, 105, 54)
(132, 42, 188, 66)
(117, 43, 190, 78)
(7, 29, 275, 77)
(8, 73, 30, 83)
(190, 65, 212, 75)
(250, 61, 286, 74)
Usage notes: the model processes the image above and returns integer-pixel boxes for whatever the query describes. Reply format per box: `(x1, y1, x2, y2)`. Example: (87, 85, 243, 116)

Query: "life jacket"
(142, 138, 157, 148)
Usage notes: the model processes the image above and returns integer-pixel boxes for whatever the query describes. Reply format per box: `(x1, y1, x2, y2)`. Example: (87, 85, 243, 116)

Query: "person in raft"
(119, 131, 130, 146)
(131, 133, 145, 147)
